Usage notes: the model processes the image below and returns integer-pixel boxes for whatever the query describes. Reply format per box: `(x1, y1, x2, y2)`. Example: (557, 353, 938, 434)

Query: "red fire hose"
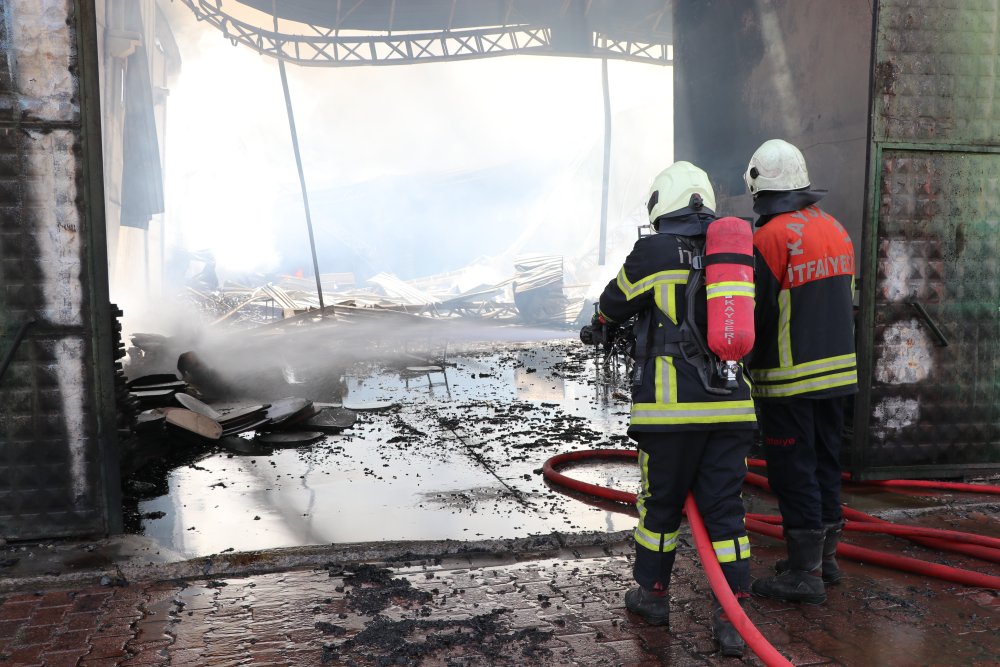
(685, 494, 793, 667)
(744, 458, 1000, 495)
(743, 471, 1000, 565)
(844, 473, 1000, 494)
(543, 451, 1000, 578)
(542, 449, 1000, 665)
(544, 450, 792, 666)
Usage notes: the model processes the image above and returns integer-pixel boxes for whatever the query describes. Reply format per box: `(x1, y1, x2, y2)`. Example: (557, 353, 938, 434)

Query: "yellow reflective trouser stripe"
(753, 353, 857, 382)
(631, 400, 757, 425)
(706, 282, 755, 299)
(636, 449, 649, 527)
(634, 449, 680, 553)
(753, 369, 858, 398)
(778, 290, 793, 366)
(635, 525, 680, 553)
(712, 536, 751, 563)
(617, 268, 688, 300)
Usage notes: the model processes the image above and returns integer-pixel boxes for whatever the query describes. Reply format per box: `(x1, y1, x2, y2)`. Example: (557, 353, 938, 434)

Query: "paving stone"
(0, 600, 37, 621)
(35, 591, 77, 608)
(28, 605, 68, 626)
(69, 592, 111, 614)
(1, 540, 999, 666)
(778, 640, 843, 665)
(39, 648, 90, 667)
(584, 618, 637, 643)
(78, 657, 128, 667)
(1, 643, 45, 665)
(83, 632, 132, 659)
(12, 622, 57, 645)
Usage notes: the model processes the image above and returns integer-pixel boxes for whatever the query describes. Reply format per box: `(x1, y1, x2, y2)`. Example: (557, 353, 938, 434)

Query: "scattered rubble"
(318, 564, 555, 666)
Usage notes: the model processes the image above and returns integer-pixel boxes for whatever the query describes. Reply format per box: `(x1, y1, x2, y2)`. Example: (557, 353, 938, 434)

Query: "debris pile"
(124, 363, 358, 475)
(172, 255, 588, 328)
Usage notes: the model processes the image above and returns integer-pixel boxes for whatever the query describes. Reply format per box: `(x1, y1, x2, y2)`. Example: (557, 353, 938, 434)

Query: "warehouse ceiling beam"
(179, 0, 671, 67)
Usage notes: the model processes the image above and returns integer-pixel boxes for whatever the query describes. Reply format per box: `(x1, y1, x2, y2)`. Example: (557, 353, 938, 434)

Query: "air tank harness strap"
(682, 242, 733, 396)
(630, 308, 686, 386)
(703, 253, 755, 268)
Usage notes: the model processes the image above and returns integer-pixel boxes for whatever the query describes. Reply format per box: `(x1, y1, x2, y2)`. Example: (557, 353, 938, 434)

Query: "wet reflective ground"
(134, 336, 644, 558)
(130, 336, 1000, 567)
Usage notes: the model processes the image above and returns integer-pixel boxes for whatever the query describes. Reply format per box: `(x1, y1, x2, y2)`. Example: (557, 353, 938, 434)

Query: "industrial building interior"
(87, 0, 999, 555)
(0, 2, 996, 665)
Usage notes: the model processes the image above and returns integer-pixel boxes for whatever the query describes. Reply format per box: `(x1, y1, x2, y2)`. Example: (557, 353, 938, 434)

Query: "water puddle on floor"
(134, 337, 642, 559)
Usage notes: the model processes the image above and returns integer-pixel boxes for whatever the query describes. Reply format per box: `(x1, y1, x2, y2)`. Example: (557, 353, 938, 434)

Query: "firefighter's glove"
(580, 313, 608, 346)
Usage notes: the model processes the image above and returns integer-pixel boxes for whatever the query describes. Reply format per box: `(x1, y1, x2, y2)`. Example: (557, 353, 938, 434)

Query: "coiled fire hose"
(743, 467, 1000, 573)
(542, 449, 1000, 667)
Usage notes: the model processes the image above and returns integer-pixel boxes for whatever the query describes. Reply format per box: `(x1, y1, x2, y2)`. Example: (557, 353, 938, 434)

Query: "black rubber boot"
(752, 528, 827, 604)
(820, 521, 844, 584)
(624, 587, 669, 626)
(711, 596, 747, 657)
(775, 521, 844, 584)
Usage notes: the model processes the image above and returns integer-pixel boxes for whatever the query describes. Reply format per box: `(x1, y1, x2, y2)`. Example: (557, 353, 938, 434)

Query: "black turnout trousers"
(632, 429, 752, 594)
(758, 396, 846, 529)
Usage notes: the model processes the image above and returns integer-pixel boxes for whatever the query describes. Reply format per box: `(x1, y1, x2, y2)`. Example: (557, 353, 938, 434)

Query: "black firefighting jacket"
(598, 229, 756, 433)
(751, 204, 858, 399)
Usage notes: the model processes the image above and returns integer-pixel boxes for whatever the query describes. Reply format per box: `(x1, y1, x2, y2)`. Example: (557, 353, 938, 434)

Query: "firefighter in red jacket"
(744, 139, 858, 604)
(594, 161, 756, 656)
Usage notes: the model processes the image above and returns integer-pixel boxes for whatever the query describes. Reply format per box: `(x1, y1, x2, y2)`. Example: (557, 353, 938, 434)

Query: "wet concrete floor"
(131, 338, 639, 559)
(120, 336, 1000, 565)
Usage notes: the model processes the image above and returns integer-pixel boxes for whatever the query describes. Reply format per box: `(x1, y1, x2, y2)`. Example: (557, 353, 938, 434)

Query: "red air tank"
(704, 216, 755, 386)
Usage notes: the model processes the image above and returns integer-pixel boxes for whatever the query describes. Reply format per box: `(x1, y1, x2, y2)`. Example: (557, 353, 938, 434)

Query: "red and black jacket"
(751, 204, 858, 399)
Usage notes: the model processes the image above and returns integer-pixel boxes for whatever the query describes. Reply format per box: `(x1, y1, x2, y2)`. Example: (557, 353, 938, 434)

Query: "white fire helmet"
(743, 139, 810, 196)
(646, 161, 716, 224)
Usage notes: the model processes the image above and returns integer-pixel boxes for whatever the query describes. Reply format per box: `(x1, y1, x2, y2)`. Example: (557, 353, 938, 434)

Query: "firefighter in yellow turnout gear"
(594, 162, 756, 657)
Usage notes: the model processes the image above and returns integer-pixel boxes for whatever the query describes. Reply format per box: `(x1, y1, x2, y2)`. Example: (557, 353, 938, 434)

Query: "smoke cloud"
(116, 2, 674, 351)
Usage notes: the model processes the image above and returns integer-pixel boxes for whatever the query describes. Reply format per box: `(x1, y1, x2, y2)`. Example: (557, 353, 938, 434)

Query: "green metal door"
(855, 0, 1000, 478)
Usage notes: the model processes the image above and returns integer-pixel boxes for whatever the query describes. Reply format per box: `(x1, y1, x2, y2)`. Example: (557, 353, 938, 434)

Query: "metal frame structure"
(179, 0, 672, 66)
(78, 0, 125, 534)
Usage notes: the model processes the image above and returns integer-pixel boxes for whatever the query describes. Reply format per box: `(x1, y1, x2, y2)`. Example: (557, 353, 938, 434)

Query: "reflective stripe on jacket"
(751, 205, 858, 399)
(598, 232, 755, 432)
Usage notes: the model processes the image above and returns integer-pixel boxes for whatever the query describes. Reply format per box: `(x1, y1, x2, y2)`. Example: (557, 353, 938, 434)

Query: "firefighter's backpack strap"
(678, 237, 732, 395)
